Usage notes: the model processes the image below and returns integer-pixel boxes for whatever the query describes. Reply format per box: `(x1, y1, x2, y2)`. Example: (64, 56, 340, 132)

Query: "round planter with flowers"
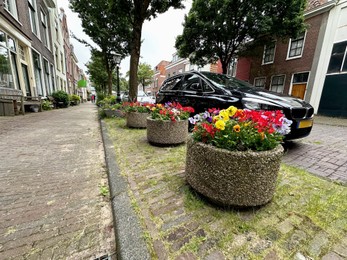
(123, 102, 153, 128)
(186, 106, 292, 207)
(147, 102, 194, 146)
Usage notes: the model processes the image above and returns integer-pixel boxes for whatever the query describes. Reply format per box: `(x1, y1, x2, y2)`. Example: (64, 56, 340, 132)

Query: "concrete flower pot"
(126, 111, 149, 128)
(185, 138, 284, 207)
(147, 118, 189, 146)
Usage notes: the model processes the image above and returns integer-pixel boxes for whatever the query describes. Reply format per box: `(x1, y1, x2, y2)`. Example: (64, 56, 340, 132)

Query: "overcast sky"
(59, 0, 192, 77)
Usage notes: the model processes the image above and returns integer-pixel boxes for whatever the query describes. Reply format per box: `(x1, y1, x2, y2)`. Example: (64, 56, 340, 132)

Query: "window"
(263, 42, 276, 64)
(28, 0, 39, 36)
(60, 52, 64, 73)
(183, 74, 201, 91)
(161, 76, 182, 91)
(43, 59, 51, 94)
(0, 31, 15, 89)
(292, 72, 309, 84)
(50, 64, 55, 92)
(55, 19, 59, 42)
(19, 45, 25, 60)
(270, 75, 285, 93)
(54, 45, 59, 70)
(288, 33, 305, 59)
(327, 41, 347, 74)
(4, 0, 18, 19)
(41, 10, 50, 48)
(32, 51, 43, 96)
(254, 77, 266, 88)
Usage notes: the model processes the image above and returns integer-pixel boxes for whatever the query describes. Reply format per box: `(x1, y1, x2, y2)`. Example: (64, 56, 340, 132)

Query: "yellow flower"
(213, 115, 221, 121)
(227, 106, 237, 117)
(156, 104, 163, 108)
(233, 124, 241, 132)
(219, 110, 230, 121)
(215, 120, 225, 130)
(151, 107, 156, 111)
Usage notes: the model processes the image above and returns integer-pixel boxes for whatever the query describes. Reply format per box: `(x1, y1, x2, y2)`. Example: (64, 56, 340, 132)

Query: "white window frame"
(4, 0, 19, 19)
(262, 42, 276, 65)
(253, 77, 266, 88)
(286, 31, 307, 60)
(40, 9, 50, 49)
(270, 75, 286, 93)
(28, 0, 40, 37)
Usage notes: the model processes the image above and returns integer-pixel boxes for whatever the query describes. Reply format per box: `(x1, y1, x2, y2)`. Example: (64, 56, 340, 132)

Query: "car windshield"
(200, 71, 254, 91)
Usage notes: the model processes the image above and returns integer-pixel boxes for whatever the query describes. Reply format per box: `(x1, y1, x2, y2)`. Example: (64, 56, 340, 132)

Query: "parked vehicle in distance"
(156, 71, 314, 140)
(137, 91, 155, 104)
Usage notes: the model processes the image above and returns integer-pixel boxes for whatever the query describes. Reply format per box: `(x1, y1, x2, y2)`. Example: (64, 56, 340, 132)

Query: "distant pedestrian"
(91, 94, 95, 103)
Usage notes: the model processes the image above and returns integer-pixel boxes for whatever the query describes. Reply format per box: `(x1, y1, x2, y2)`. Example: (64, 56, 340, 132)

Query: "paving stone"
(175, 251, 197, 260)
(0, 104, 115, 259)
(321, 251, 345, 260)
(276, 219, 294, 234)
(264, 250, 280, 260)
(204, 250, 225, 260)
(333, 243, 347, 257)
(308, 232, 329, 257)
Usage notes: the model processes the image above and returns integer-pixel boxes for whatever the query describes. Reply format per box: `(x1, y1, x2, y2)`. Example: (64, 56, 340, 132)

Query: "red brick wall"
(238, 14, 324, 94)
(235, 58, 251, 81)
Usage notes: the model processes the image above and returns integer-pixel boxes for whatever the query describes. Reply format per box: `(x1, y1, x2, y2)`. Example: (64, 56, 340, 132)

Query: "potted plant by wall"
(123, 102, 153, 128)
(186, 106, 292, 207)
(147, 102, 194, 146)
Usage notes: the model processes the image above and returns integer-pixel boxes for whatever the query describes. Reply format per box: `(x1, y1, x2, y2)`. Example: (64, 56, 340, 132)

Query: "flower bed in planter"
(186, 138, 284, 207)
(186, 106, 292, 207)
(147, 118, 188, 146)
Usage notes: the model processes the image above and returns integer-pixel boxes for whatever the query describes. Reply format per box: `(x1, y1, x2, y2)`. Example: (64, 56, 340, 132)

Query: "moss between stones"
(185, 138, 284, 207)
(126, 112, 149, 128)
(147, 118, 188, 146)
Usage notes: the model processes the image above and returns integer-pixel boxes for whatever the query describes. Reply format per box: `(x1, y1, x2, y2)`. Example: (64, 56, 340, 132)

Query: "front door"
(21, 64, 31, 96)
(291, 83, 306, 100)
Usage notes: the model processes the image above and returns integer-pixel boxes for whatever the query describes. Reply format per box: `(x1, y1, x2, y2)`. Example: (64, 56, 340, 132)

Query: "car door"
(156, 75, 183, 104)
(180, 74, 223, 113)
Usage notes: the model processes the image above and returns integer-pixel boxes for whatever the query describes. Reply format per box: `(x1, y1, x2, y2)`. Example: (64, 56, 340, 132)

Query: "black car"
(156, 71, 314, 140)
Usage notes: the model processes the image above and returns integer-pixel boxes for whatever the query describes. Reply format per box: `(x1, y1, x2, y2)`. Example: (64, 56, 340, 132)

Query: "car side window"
(161, 76, 183, 91)
(183, 74, 202, 91)
(202, 80, 214, 92)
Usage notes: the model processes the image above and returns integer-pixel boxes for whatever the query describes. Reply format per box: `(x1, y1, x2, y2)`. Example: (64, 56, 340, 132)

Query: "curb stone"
(100, 120, 151, 260)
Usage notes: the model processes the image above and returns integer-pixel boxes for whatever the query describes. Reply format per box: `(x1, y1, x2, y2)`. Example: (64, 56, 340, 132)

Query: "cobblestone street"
(0, 103, 115, 259)
(283, 116, 347, 185)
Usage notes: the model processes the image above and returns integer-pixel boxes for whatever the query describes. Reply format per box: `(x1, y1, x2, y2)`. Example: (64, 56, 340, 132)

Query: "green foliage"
(175, 0, 307, 74)
(69, 94, 81, 106)
(99, 185, 109, 197)
(109, 0, 184, 101)
(42, 100, 53, 111)
(137, 63, 154, 89)
(69, 0, 131, 95)
(86, 51, 109, 93)
(52, 90, 69, 108)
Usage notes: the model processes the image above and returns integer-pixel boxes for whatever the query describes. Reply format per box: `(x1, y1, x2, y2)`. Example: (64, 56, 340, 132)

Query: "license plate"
(298, 119, 313, 129)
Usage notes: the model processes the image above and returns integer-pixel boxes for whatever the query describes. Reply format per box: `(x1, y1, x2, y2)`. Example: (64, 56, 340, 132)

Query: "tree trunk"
(221, 61, 228, 75)
(107, 70, 113, 95)
(129, 23, 142, 102)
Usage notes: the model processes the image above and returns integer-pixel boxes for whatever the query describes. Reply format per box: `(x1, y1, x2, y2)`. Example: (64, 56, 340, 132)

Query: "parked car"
(137, 91, 155, 104)
(156, 71, 314, 140)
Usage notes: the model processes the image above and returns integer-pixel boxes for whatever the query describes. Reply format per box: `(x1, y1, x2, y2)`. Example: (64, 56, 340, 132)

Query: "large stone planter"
(126, 111, 149, 128)
(185, 138, 284, 207)
(147, 118, 188, 146)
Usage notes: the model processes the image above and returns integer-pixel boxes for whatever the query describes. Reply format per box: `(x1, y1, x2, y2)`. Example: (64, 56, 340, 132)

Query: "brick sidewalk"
(283, 117, 347, 185)
(0, 103, 115, 259)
